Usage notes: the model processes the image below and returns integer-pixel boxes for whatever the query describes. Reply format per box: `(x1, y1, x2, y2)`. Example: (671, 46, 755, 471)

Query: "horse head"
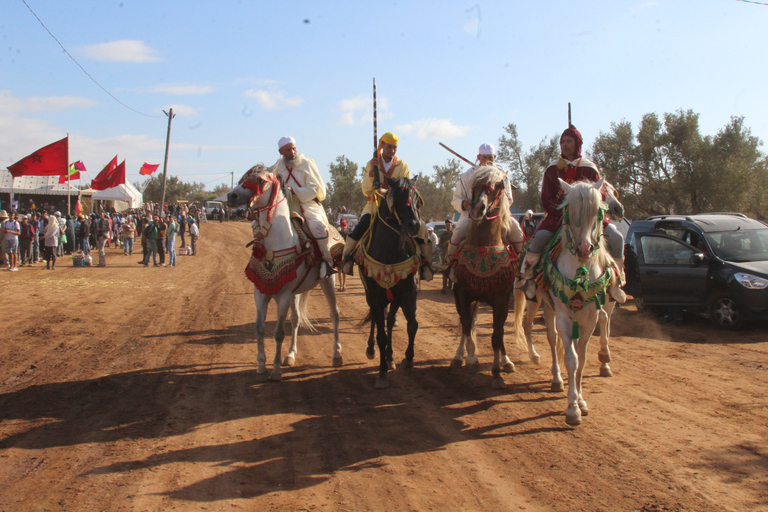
(559, 177, 608, 260)
(469, 165, 509, 222)
(602, 181, 624, 220)
(228, 164, 284, 213)
(385, 175, 422, 238)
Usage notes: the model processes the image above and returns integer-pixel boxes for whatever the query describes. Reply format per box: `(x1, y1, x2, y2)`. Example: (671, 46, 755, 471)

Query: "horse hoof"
(598, 352, 611, 364)
(531, 355, 541, 366)
(600, 366, 613, 377)
(491, 377, 506, 390)
(332, 355, 344, 368)
(256, 372, 269, 383)
(401, 358, 414, 370)
(375, 377, 389, 389)
(365, 347, 375, 360)
(269, 371, 282, 382)
(283, 355, 296, 367)
(387, 360, 396, 371)
(551, 382, 564, 393)
(450, 359, 463, 369)
(466, 361, 480, 374)
(502, 362, 515, 373)
(565, 406, 582, 426)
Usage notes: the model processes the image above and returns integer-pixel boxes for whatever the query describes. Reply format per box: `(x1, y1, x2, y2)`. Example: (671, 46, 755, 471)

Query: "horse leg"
(366, 318, 376, 360)
(555, 308, 585, 426)
(386, 304, 398, 371)
(451, 334, 466, 368)
(598, 302, 614, 377)
(542, 298, 564, 393)
(254, 292, 271, 382)
(574, 312, 599, 417)
(490, 296, 510, 389)
(513, 285, 540, 365)
(498, 295, 515, 374)
(320, 277, 343, 367)
(269, 293, 293, 382)
(524, 294, 542, 365)
(374, 305, 390, 389)
(283, 295, 300, 367)
(400, 293, 418, 370)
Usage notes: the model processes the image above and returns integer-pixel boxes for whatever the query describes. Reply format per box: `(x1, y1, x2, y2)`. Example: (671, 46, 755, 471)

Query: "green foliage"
(325, 155, 364, 215)
(140, 176, 207, 204)
(417, 158, 463, 222)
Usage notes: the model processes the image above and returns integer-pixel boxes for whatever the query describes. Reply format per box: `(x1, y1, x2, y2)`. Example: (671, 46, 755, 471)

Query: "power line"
(20, 0, 162, 118)
(735, 0, 768, 5)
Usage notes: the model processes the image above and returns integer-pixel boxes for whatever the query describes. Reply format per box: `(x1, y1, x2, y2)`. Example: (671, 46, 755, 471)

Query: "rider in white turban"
(445, 143, 524, 262)
(271, 136, 335, 278)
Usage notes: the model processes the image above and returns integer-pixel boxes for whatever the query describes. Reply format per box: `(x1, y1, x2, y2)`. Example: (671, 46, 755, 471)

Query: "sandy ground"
(0, 221, 766, 512)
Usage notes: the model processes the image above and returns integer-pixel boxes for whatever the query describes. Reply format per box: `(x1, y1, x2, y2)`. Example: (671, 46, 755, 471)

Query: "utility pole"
(231, 171, 234, 190)
(160, 108, 175, 213)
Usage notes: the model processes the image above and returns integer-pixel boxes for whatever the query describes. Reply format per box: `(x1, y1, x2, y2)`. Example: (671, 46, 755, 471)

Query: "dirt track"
(1, 221, 766, 512)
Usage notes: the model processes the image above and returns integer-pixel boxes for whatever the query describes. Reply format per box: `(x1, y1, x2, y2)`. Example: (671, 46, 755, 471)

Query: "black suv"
(624, 213, 768, 329)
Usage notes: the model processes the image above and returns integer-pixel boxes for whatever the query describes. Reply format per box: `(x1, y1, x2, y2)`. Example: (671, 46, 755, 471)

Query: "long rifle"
(568, 102, 572, 128)
(372, 78, 381, 190)
(438, 142, 474, 167)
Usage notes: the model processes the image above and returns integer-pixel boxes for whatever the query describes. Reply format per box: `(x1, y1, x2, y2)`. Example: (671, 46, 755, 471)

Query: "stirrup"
(519, 279, 537, 301)
(340, 256, 355, 276)
(420, 264, 434, 282)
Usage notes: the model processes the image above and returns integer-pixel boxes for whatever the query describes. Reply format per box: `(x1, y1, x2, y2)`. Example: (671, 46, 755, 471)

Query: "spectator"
(29, 213, 41, 263)
(142, 215, 160, 266)
(42, 211, 62, 270)
(78, 214, 91, 255)
(188, 218, 199, 256)
(122, 216, 136, 256)
(156, 215, 167, 265)
(0, 210, 8, 268)
(2, 211, 21, 271)
(438, 219, 454, 293)
(178, 214, 187, 249)
(165, 215, 178, 267)
(96, 212, 111, 267)
(19, 215, 35, 266)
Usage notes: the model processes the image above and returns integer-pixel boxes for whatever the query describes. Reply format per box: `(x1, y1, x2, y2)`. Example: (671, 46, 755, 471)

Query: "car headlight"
(734, 272, 768, 289)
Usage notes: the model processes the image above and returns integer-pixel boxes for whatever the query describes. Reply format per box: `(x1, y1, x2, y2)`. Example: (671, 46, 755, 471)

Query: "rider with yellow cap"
(340, 132, 434, 280)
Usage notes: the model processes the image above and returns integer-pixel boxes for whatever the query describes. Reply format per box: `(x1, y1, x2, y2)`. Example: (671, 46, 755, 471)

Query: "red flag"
(139, 162, 160, 175)
(91, 157, 125, 190)
(7, 136, 69, 177)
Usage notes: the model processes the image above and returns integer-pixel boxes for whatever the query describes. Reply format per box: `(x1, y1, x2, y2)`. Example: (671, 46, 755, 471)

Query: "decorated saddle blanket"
(353, 227, 421, 290)
(453, 244, 517, 293)
(245, 214, 344, 294)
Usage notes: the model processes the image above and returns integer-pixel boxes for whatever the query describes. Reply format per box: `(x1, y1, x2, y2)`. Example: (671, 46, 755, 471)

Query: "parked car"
(340, 213, 359, 230)
(426, 221, 448, 238)
(204, 200, 224, 220)
(623, 213, 768, 329)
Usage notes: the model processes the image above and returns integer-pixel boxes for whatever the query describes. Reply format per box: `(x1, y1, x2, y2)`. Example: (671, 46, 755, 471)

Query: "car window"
(640, 236, 696, 265)
(705, 229, 768, 262)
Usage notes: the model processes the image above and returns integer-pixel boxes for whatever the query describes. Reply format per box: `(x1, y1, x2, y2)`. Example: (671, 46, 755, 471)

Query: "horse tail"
(513, 284, 528, 350)
(296, 291, 316, 332)
(357, 309, 372, 328)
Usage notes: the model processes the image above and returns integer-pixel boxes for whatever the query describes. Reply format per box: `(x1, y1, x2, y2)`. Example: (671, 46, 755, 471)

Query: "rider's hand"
(377, 187, 388, 196)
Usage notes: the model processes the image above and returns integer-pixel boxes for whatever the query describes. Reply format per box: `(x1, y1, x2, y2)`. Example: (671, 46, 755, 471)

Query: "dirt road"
(1, 221, 766, 512)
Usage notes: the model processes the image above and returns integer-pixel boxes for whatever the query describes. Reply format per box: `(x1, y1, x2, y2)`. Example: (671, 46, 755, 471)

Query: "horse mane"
(472, 165, 512, 236)
(560, 180, 612, 268)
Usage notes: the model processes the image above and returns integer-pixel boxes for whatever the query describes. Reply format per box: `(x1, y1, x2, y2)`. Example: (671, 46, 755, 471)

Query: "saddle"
(353, 218, 421, 290)
(453, 244, 517, 293)
(244, 214, 344, 294)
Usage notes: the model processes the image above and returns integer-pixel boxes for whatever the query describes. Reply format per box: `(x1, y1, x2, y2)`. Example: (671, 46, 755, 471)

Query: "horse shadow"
(0, 360, 571, 502)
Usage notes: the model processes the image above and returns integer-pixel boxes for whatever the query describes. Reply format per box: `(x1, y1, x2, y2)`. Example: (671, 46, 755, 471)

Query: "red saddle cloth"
(453, 244, 517, 293)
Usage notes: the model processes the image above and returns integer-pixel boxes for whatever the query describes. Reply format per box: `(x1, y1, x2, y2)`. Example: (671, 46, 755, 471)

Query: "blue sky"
(1, 0, 766, 196)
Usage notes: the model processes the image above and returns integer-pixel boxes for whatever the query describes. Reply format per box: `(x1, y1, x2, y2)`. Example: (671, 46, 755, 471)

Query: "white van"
(204, 201, 224, 220)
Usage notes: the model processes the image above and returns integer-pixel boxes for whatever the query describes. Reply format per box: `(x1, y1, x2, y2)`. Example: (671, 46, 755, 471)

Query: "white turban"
(278, 136, 296, 149)
(478, 143, 496, 156)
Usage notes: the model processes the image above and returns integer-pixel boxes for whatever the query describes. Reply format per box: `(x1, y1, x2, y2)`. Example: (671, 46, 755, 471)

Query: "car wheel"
(709, 294, 743, 330)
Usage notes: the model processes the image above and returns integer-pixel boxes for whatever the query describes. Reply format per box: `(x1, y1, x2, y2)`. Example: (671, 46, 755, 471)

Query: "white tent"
(91, 182, 143, 210)
(1, 169, 92, 196)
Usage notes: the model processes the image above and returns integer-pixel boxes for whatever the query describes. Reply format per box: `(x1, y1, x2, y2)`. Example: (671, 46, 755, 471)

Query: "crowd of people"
(1, 204, 206, 271)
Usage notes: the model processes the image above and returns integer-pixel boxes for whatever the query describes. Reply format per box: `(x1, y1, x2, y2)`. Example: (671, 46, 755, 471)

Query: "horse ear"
(558, 178, 573, 194)
(594, 177, 605, 190)
(386, 176, 396, 188)
(411, 174, 419, 184)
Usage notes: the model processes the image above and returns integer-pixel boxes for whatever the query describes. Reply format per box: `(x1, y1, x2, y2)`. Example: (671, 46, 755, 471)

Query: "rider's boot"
(419, 240, 434, 282)
(516, 251, 541, 301)
(340, 237, 358, 276)
(607, 256, 627, 304)
(317, 237, 336, 280)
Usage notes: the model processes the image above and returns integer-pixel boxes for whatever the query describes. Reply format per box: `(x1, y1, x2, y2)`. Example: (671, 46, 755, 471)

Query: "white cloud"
(159, 104, 201, 117)
(80, 40, 161, 63)
(150, 84, 216, 95)
(244, 89, 304, 110)
(0, 90, 97, 114)
(336, 94, 391, 126)
(396, 119, 471, 139)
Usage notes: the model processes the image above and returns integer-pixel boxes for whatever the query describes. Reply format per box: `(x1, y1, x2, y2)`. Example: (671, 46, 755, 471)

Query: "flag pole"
(66, 134, 71, 216)
(161, 108, 175, 216)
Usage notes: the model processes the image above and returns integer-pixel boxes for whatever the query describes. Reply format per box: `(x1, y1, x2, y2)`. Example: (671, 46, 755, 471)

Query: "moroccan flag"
(91, 156, 125, 190)
(139, 162, 160, 175)
(7, 136, 69, 177)
(59, 161, 86, 183)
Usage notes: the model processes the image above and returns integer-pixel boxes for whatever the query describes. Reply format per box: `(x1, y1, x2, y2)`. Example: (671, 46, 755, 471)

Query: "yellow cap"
(380, 132, 399, 146)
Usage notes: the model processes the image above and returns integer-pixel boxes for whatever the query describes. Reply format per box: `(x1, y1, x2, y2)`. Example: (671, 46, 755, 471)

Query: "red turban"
(560, 125, 583, 158)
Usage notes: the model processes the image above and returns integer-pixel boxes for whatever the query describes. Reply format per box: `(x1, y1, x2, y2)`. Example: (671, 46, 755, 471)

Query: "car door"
(635, 233, 709, 306)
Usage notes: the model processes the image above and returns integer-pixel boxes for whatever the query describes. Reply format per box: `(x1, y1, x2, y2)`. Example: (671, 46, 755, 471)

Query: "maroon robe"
(538, 157, 601, 232)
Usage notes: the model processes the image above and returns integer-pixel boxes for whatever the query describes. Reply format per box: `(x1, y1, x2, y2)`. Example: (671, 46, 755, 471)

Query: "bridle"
(470, 179, 503, 221)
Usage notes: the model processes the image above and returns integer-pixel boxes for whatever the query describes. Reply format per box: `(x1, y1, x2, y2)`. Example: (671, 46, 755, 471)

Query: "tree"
(141, 176, 206, 204)
(497, 123, 558, 212)
(417, 158, 462, 222)
(325, 155, 363, 215)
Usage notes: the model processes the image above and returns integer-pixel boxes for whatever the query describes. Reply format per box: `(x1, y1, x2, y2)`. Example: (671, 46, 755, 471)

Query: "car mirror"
(690, 252, 707, 266)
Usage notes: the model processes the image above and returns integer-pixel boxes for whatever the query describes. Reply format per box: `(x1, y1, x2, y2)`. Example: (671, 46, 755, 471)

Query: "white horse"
(514, 178, 615, 426)
(515, 180, 624, 379)
(228, 165, 342, 382)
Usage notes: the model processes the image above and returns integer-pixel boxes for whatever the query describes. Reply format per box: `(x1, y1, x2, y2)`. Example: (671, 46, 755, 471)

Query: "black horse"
(357, 175, 423, 389)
